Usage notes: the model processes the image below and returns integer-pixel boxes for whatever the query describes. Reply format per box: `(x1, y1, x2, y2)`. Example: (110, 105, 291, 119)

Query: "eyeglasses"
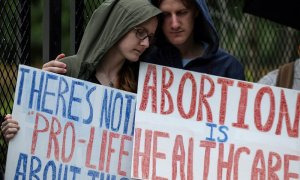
(133, 27, 155, 44)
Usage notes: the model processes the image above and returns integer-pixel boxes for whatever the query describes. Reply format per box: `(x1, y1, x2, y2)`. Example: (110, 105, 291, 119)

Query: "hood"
(61, 0, 161, 79)
(152, 0, 219, 55)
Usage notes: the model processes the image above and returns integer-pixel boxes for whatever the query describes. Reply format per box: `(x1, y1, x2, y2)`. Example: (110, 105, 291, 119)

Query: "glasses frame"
(133, 27, 155, 44)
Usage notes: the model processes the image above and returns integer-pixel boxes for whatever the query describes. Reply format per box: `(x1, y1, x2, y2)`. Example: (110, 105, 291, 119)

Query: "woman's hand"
(42, 53, 67, 74)
(1, 114, 20, 142)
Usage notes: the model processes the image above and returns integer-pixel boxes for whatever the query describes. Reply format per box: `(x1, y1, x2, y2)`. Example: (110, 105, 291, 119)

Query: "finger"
(55, 53, 65, 61)
(2, 122, 19, 133)
(2, 118, 17, 128)
(4, 127, 20, 134)
(43, 60, 66, 68)
(2, 119, 18, 125)
(5, 133, 17, 141)
(42, 60, 67, 74)
(42, 66, 67, 74)
(4, 114, 12, 120)
(6, 121, 20, 128)
(4, 132, 17, 142)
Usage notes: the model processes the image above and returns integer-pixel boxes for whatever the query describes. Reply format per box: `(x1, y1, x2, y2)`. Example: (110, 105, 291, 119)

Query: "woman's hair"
(118, 61, 139, 93)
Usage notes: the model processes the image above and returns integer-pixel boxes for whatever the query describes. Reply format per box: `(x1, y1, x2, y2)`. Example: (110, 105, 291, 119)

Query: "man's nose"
(171, 14, 180, 29)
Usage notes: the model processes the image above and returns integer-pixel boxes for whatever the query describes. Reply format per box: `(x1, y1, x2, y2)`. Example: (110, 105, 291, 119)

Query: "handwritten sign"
(132, 63, 300, 179)
(5, 65, 136, 179)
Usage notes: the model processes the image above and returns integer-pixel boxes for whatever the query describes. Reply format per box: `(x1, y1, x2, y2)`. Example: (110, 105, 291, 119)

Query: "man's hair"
(154, 0, 197, 9)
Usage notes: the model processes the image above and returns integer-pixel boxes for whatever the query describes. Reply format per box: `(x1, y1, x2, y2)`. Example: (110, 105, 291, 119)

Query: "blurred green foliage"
(31, 0, 70, 67)
(207, 0, 300, 81)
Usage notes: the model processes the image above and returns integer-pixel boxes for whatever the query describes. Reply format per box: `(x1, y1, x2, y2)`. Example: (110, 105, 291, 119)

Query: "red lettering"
(218, 143, 234, 180)
(217, 78, 234, 125)
(133, 128, 152, 179)
(252, 150, 266, 180)
(152, 131, 169, 180)
(284, 154, 300, 179)
(85, 126, 96, 169)
(105, 132, 120, 172)
(118, 135, 132, 176)
(98, 130, 108, 171)
(254, 87, 275, 132)
(197, 75, 214, 122)
(177, 72, 197, 119)
(233, 81, 253, 129)
(61, 121, 75, 163)
(172, 136, 194, 180)
(268, 152, 281, 180)
(31, 112, 49, 155)
(276, 90, 299, 137)
(139, 64, 157, 113)
(200, 141, 216, 180)
(233, 147, 250, 180)
(187, 138, 193, 180)
(47, 116, 62, 160)
(161, 67, 174, 114)
(172, 135, 186, 180)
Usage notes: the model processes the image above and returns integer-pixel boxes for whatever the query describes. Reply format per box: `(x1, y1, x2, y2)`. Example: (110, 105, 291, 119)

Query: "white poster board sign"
(132, 62, 300, 179)
(5, 65, 136, 179)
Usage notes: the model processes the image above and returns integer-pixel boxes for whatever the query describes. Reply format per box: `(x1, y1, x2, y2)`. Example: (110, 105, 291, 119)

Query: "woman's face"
(117, 17, 158, 62)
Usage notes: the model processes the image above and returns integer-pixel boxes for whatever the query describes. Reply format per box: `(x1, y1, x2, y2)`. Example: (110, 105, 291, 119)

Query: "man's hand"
(42, 53, 67, 74)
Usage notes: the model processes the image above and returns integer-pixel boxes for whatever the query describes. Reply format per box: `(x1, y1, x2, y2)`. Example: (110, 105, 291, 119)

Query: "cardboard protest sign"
(5, 65, 136, 179)
(132, 62, 300, 179)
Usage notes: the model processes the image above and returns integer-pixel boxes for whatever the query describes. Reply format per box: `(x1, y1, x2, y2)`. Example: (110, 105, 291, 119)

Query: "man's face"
(159, 0, 196, 47)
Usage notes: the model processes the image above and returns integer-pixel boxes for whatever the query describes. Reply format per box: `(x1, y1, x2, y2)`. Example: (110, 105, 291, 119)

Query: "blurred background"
(0, 0, 299, 172)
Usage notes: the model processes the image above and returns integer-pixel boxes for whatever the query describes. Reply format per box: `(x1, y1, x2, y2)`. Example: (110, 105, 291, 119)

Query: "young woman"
(1, 0, 161, 141)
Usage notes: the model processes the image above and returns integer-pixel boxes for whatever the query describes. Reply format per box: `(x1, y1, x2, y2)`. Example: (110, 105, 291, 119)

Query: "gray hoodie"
(60, 0, 161, 80)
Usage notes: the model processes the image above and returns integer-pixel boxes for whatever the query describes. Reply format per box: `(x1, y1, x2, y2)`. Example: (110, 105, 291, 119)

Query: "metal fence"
(0, 0, 30, 173)
(0, 0, 299, 173)
(74, 0, 299, 82)
(207, 0, 300, 82)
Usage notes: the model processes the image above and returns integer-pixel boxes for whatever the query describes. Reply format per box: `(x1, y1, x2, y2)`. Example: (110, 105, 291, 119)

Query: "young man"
(144, 0, 245, 80)
(44, 0, 245, 80)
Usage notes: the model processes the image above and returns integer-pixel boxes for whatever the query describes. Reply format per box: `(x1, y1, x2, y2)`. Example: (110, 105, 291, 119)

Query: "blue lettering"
(14, 153, 28, 180)
(29, 71, 44, 110)
(57, 164, 68, 180)
(106, 174, 116, 180)
(206, 123, 217, 142)
(100, 89, 114, 129)
(43, 160, 56, 180)
(83, 86, 96, 124)
(29, 156, 41, 180)
(100, 172, 105, 180)
(87, 170, 99, 180)
(17, 67, 30, 105)
(69, 166, 81, 179)
(218, 125, 229, 142)
(111, 92, 123, 132)
(55, 77, 69, 118)
(123, 94, 135, 135)
(41, 73, 58, 115)
(131, 107, 136, 136)
(68, 80, 84, 121)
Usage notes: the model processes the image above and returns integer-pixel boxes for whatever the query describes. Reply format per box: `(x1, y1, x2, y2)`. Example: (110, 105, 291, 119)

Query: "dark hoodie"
(143, 0, 245, 80)
(59, 0, 161, 80)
